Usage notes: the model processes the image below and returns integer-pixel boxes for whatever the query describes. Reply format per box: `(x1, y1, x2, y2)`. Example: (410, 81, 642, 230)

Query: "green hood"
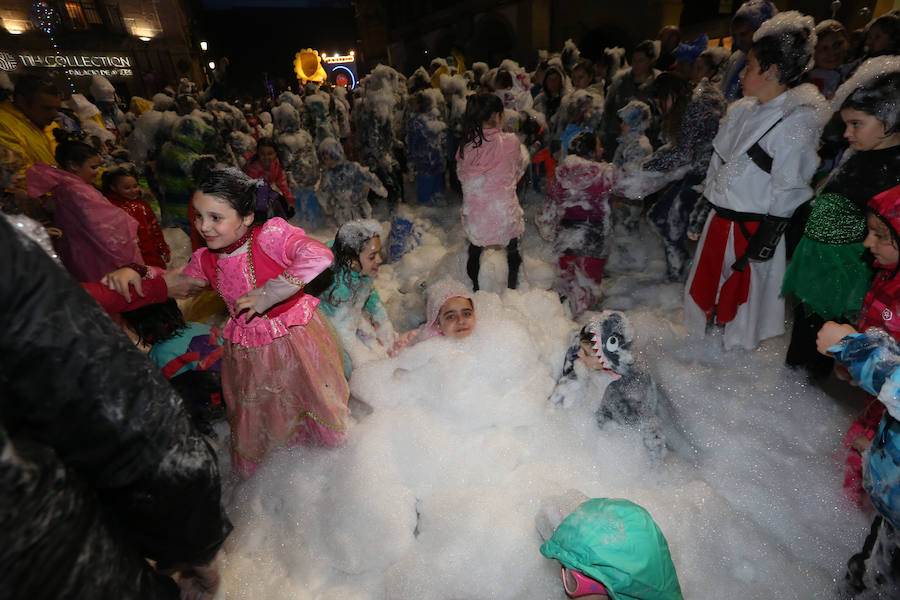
(540, 498, 683, 600)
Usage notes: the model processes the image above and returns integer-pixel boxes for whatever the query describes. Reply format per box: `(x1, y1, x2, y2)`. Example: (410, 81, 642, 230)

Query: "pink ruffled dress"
(456, 127, 528, 246)
(184, 217, 349, 478)
(26, 162, 143, 282)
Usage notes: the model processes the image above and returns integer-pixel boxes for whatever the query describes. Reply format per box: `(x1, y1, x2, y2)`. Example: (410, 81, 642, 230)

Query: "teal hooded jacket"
(540, 498, 683, 600)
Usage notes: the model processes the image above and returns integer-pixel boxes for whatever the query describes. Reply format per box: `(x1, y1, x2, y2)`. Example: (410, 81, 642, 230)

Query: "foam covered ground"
(193, 192, 872, 599)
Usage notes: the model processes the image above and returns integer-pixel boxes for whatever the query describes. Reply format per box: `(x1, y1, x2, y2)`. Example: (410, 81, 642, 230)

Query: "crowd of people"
(2, 1, 900, 598)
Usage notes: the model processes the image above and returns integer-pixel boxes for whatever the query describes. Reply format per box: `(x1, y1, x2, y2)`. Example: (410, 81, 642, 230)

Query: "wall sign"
(0, 51, 134, 77)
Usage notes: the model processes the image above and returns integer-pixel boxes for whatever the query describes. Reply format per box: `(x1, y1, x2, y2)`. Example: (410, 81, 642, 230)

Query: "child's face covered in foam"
(437, 297, 476, 339)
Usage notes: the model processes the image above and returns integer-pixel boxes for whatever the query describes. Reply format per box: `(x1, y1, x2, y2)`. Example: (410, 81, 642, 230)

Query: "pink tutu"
(224, 309, 349, 478)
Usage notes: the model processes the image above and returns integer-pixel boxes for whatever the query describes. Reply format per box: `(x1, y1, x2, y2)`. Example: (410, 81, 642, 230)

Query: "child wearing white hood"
(412, 277, 477, 344)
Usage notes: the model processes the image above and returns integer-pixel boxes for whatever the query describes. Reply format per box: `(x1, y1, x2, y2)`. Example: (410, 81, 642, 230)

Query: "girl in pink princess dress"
(183, 168, 349, 478)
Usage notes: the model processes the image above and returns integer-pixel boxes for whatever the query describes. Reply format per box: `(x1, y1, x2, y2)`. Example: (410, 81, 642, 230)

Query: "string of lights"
(29, 0, 75, 93)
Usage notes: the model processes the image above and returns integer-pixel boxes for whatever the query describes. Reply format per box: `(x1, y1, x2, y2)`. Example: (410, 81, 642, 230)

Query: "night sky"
(200, 0, 351, 8)
(191, 0, 357, 98)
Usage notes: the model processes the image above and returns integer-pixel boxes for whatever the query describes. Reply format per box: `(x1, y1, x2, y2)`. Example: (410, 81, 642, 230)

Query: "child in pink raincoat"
(27, 138, 143, 282)
(183, 168, 349, 478)
(456, 93, 529, 291)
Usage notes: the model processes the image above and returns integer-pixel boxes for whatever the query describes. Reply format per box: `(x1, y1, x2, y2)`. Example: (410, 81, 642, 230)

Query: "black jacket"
(0, 216, 231, 599)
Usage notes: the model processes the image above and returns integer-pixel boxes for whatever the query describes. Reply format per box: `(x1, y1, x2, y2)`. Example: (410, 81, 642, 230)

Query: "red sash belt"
(689, 214, 759, 324)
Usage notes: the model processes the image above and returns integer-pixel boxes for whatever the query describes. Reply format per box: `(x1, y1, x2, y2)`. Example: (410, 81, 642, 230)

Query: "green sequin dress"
(782, 192, 874, 321)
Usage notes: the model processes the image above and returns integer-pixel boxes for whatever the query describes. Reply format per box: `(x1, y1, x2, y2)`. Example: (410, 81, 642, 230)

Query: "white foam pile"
(214, 191, 871, 599)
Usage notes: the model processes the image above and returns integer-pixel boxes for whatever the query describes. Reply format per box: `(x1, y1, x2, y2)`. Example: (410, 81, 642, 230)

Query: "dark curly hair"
(567, 131, 597, 159)
(121, 299, 187, 346)
(101, 165, 138, 195)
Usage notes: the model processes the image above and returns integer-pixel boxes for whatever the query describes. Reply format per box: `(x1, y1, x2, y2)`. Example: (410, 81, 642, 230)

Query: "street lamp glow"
(138, 36, 151, 42)
(208, 61, 216, 70)
(200, 41, 208, 52)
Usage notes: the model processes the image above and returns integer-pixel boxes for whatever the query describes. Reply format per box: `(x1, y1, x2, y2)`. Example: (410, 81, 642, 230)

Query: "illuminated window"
(82, 0, 103, 25)
(64, 2, 88, 29)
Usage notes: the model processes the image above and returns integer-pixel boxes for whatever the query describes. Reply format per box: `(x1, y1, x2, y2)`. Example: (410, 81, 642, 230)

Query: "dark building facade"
(0, 0, 203, 99)
(353, 0, 896, 75)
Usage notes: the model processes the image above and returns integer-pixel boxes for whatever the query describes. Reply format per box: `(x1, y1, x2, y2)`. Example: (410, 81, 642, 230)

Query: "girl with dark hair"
(316, 219, 408, 370)
(103, 167, 170, 269)
(182, 167, 349, 478)
(783, 57, 900, 383)
(632, 74, 726, 281)
(25, 136, 143, 281)
(243, 136, 295, 208)
(456, 92, 529, 290)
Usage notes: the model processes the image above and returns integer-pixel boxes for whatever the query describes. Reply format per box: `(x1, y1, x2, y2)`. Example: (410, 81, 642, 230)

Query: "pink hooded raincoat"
(456, 127, 528, 246)
(27, 162, 143, 282)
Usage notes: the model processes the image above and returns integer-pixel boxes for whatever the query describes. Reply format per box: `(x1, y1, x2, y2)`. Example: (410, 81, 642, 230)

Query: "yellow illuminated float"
(293, 48, 327, 85)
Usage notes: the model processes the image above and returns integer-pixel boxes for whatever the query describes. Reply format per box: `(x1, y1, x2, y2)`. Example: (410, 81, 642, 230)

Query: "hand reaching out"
(163, 266, 208, 299)
(388, 329, 419, 357)
(101, 267, 144, 303)
(851, 434, 872, 454)
(816, 321, 858, 356)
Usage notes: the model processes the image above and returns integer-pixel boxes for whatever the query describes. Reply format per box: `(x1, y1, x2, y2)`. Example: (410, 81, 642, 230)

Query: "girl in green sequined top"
(782, 57, 900, 379)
